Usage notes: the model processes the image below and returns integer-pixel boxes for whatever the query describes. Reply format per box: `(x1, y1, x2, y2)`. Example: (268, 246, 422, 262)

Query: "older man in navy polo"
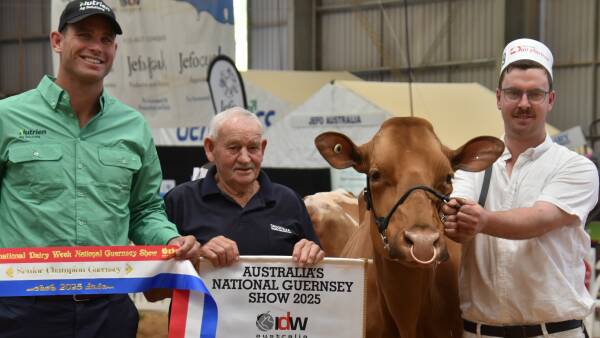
(165, 107, 325, 267)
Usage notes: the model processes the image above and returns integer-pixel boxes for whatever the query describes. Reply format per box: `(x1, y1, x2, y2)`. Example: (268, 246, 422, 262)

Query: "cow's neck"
(369, 224, 437, 337)
(374, 252, 436, 334)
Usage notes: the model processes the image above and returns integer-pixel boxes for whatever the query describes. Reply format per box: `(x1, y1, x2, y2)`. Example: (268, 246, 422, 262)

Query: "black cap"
(58, 0, 122, 35)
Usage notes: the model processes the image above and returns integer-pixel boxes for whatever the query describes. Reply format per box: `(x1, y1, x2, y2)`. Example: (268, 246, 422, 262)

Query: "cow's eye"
(370, 170, 381, 181)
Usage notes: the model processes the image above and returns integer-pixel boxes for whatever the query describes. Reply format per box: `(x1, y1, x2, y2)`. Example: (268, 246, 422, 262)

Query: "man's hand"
(200, 236, 239, 267)
(442, 198, 474, 243)
(454, 198, 489, 236)
(167, 235, 201, 260)
(442, 199, 466, 242)
(441, 199, 460, 217)
(442, 198, 489, 242)
(292, 239, 325, 267)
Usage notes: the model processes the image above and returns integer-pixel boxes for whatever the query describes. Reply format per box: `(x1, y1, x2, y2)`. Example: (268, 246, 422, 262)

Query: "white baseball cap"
(500, 38, 553, 79)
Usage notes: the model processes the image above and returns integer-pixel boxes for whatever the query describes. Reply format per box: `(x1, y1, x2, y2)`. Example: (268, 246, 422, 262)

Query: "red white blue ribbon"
(0, 246, 217, 338)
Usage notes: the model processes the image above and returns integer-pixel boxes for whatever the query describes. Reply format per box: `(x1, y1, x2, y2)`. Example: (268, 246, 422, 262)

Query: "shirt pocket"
(96, 147, 142, 204)
(7, 143, 66, 200)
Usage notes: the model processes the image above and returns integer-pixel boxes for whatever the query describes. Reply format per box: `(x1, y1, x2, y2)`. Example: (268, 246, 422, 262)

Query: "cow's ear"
(448, 136, 504, 172)
(315, 132, 367, 172)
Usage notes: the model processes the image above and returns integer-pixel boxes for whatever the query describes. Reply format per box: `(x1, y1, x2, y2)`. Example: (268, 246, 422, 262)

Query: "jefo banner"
(50, 0, 235, 143)
(198, 256, 367, 338)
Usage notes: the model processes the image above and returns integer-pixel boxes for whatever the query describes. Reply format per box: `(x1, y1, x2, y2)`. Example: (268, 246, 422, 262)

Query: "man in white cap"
(442, 38, 599, 337)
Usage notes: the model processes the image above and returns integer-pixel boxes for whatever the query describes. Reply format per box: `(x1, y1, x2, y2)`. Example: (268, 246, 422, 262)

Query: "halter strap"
(364, 176, 449, 234)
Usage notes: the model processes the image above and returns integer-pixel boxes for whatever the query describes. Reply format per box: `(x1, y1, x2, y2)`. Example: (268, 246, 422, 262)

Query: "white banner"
(198, 256, 366, 338)
(51, 0, 235, 132)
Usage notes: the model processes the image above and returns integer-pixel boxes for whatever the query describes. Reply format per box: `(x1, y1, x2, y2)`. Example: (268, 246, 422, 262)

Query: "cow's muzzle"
(364, 179, 449, 261)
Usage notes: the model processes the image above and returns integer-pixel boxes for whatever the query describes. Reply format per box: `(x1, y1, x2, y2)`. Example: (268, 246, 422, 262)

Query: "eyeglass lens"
(502, 88, 548, 103)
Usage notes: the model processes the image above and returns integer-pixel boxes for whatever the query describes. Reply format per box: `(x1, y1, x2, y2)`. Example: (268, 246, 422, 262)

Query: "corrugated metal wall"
(541, 0, 598, 135)
(319, 7, 382, 72)
(315, 0, 502, 89)
(0, 0, 52, 98)
(447, 0, 502, 89)
(248, 0, 290, 70)
(244, 0, 598, 136)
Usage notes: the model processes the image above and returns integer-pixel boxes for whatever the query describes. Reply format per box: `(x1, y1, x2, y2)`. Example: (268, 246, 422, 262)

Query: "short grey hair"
(208, 106, 263, 140)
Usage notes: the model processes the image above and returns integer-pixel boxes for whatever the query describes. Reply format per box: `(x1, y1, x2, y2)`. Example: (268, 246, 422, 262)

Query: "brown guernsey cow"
(304, 189, 360, 257)
(315, 117, 503, 338)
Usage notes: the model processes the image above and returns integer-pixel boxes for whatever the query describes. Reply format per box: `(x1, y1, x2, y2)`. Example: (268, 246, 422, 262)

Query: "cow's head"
(315, 117, 503, 267)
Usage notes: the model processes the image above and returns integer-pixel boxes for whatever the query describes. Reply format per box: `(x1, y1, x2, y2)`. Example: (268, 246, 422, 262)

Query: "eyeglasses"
(500, 88, 549, 104)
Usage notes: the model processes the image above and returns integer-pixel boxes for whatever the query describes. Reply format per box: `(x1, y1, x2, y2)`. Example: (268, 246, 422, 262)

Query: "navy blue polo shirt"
(164, 167, 320, 256)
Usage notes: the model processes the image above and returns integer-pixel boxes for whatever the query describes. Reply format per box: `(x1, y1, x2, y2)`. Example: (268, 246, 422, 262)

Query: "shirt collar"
(200, 165, 276, 203)
(37, 75, 109, 114)
(37, 75, 64, 110)
(500, 134, 553, 161)
(528, 135, 553, 160)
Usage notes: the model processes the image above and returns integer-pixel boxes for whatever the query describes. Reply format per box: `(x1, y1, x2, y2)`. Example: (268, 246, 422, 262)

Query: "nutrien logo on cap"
(79, 1, 111, 13)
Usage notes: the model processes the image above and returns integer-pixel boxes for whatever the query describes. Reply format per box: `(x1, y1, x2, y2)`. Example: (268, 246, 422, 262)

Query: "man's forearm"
(482, 202, 578, 239)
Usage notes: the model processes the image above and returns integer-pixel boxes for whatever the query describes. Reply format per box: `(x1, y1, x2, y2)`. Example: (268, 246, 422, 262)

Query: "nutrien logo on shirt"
(18, 128, 47, 139)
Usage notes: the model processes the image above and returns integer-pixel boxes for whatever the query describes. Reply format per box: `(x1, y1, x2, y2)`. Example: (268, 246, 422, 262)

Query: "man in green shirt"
(0, 1, 200, 337)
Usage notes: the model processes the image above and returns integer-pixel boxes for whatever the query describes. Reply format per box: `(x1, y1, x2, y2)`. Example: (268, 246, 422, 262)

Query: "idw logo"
(255, 311, 308, 331)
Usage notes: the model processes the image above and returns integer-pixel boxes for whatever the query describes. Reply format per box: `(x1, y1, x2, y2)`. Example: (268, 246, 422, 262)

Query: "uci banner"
(50, 0, 235, 145)
(198, 256, 367, 338)
(0, 246, 217, 338)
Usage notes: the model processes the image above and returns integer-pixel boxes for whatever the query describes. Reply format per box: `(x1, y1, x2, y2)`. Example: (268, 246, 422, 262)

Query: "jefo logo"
(256, 311, 308, 332)
(18, 128, 47, 139)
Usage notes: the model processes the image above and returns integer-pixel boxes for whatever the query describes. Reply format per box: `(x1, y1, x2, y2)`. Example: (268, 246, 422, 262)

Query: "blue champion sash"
(0, 246, 217, 338)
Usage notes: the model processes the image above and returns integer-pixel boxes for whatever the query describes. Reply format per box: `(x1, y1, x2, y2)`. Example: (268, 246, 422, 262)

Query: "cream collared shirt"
(452, 135, 599, 324)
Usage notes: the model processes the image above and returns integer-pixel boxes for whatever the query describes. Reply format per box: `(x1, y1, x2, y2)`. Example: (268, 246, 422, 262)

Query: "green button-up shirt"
(0, 76, 180, 248)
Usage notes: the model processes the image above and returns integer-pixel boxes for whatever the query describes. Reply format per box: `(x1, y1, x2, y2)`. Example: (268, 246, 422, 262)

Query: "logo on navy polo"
(18, 128, 47, 139)
(270, 224, 292, 234)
